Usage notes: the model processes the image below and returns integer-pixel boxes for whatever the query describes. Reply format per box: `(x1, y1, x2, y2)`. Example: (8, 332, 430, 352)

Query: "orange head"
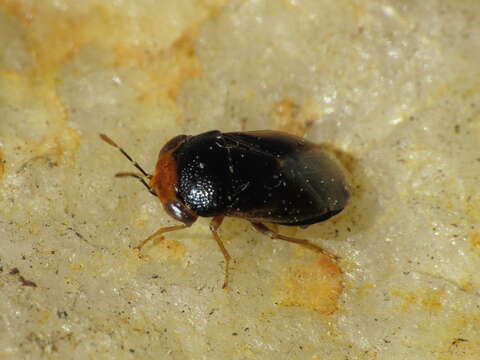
(150, 135, 197, 225)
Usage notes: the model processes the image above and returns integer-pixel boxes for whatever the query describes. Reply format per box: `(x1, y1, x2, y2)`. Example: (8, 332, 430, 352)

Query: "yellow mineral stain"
(0, 0, 229, 89)
(420, 289, 443, 310)
(391, 289, 417, 311)
(116, 26, 202, 107)
(124, 248, 151, 273)
(351, 2, 366, 17)
(275, 254, 343, 314)
(126, 237, 186, 269)
(0, 69, 80, 164)
(147, 239, 186, 261)
(0, 2, 123, 69)
(466, 196, 480, 224)
(0, 0, 223, 105)
(469, 232, 480, 256)
(38, 249, 54, 255)
(27, 76, 80, 164)
(0, 0, 36, 24)
(270, 99, 314, 137)
(391, 288, 443, 313)
(39, 309, 50, 324)
(135, 218, 147, 227)
(31, 127, 81, 166)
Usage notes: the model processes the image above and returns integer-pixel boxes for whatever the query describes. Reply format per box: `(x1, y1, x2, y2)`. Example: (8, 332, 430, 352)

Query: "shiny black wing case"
(173, 130, 349, 226)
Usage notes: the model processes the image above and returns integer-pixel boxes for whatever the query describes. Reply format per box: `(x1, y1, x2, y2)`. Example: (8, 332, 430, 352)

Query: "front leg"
(135, 224, 191, 250)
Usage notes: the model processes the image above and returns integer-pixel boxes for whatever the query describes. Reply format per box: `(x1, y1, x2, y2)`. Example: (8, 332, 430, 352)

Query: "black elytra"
(173, 130, 349, 225)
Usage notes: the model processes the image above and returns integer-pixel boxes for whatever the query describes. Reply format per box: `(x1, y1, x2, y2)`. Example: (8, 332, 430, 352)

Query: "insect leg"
(209, 216, 231, 289)
(250, 222, 339, 260)
(135, 224, 191, 251)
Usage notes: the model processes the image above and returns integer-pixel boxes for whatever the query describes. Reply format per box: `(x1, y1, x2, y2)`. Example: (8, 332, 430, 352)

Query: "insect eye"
(165, 201, 197, 226)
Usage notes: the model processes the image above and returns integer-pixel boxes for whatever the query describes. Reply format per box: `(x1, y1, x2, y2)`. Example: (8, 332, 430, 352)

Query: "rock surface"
(1, 0, 479, 359)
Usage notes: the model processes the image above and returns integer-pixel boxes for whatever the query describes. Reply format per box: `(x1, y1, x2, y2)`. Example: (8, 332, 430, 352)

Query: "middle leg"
(210, 216, 232, 288)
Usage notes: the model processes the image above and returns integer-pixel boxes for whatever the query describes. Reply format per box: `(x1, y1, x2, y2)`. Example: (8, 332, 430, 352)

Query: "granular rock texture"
(1, 0, 479, 359)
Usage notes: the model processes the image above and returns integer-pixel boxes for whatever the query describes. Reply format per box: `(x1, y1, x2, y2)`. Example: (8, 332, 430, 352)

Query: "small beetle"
(100, 130, 349, 288)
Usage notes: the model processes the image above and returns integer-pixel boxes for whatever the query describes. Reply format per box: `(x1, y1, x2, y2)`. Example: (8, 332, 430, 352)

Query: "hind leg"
(250, 222, 339, 260)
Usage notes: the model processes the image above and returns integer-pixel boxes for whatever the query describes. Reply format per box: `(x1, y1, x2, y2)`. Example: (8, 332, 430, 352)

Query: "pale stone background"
(1, 0, 479, 359)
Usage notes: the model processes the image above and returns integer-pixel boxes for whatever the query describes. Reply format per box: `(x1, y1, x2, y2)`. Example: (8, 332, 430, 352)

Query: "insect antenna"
(116, 172, 157, 196)
(99, 134, 152, 179)
(99, 134, 157, 196)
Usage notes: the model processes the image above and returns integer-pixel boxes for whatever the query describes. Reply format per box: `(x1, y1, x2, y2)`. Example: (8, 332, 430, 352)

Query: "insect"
(100, 130, 350, 288)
